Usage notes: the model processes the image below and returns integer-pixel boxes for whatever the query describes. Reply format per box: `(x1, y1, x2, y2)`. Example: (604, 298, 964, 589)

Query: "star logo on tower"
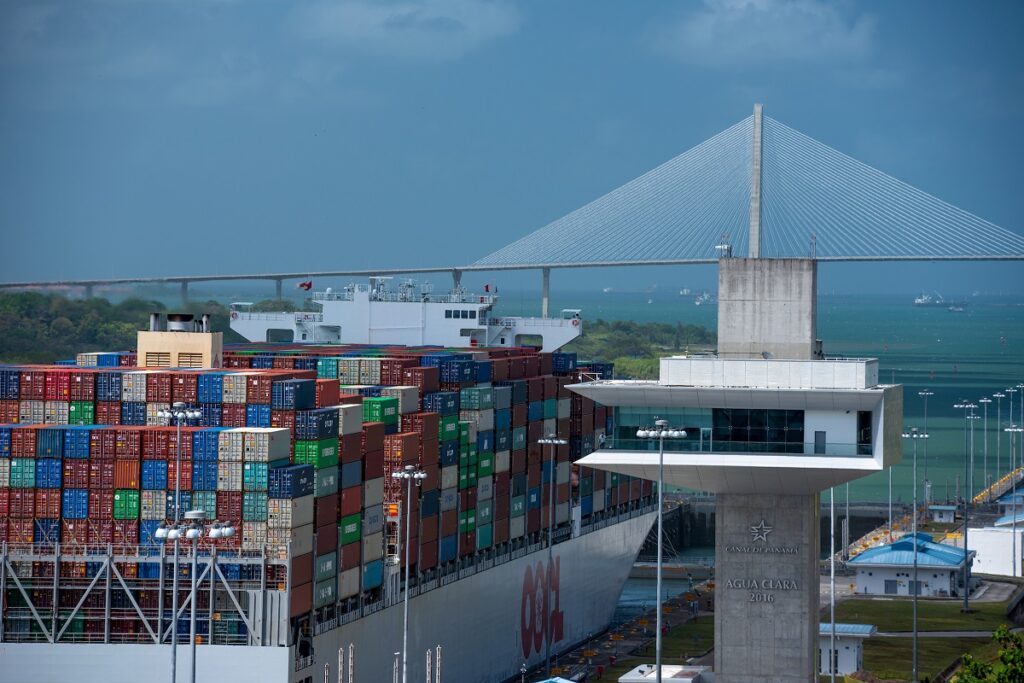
(750, 519, 773, 543)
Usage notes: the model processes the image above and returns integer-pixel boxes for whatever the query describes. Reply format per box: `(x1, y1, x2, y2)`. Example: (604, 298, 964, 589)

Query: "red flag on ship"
(297, 281, 313, 291)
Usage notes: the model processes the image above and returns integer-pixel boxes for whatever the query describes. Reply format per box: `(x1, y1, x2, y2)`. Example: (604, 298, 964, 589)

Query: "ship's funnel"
(166, 313, 195, 332)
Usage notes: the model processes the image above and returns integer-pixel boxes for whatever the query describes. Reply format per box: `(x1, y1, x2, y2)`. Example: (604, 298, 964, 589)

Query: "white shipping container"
(477, 475, 493, 501)
(146, 402, 170, 426)
(509, 516, 526, 539)
(44, 400, 69, 425)
(556, 502, 570, 525)
(221, 373, 249, 404)
(0, 459, 10, 487)
(243, 428, 291, 462)
(19, 400, 44, 425)
(557, 398, 571, 420)
(592, 491, 605, 513)
(218, 429, 246, 462)
(362, 504, 384, 536)
(459, 409, 494, 433)
(120, 371, 148, 402)
(381, 386, 419, 415)
(338, 359, 361, 384)
(267, 495, 315, 529)
(76, 352, 98, 367)
(217, 462, 243, 491)
(141, 490, 166, 520)
(338, 567, 361, 599)
(358, 358, 381, 385)
(495, 450, 510, 473)
(543, 418, 557, 437)
(363, 477, 385, 508)
(338, 404, 363, 436)
(440, 465, 458, 490)
(362, 532, 384, 563)
(557, 461, 571, 486)
(242, 521, 268, 550)
(439, 488, 458, 512)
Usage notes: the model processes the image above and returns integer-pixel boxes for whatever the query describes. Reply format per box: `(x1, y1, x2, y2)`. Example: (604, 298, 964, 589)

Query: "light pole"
(1009, 388, 1019, 482)
(391, 465, 426, 683)
(980, 397, 992, 500)
(902, 427, 928, 682)
(1007, 425, 1024, 578)
(919, 389, 934, 503)
(636, 420, 686, 683)
(994, 393, 1005, 485)
(538, 435, 568, 677)
(1017, 385, 1024, 478)
(954, 401, 977, 611)
(156, 403, 201, 683)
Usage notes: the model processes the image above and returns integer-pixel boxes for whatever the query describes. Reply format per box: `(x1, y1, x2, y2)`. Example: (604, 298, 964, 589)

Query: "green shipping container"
(580, 476, 594, 497)
(511, 495, 526, 517)
(315, 466, 339, 497)
(476, 523, 493, 550)
(242, 492, 268, 521)
(459, 387, 493, 410)
(339, 514, 361, 546)
(458, 509, 476, 533)
(192, 491, 218, 520)
(294, 438, 339, 470)
(113, 490, 140, 520)
(439, 415, 459, 441)
(362, 397, 398, 424)
(69, 401, 94, 425)
(317, 358, 339, 379)
(314, 578, 336, 609)
(610, 473, 620, 486)
(315, 552, 337, 583)
(477, 455, 494, 478)
(10, 458, 36, 488)
(243, 462, 269, 491)
(477, 499, 494, 526)
(512, 427, 527, 451)
(543, 398, 558, 419)
(459, 422, 470, 445)
(458, 469, 469, 490)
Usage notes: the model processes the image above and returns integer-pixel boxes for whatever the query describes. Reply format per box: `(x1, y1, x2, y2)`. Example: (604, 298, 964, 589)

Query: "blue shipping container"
(527, 401, 544, 422)
(140, 520, 164, 546)
(362, 559, 384, 590)
(0, 428, 10, 457)
(0, 369, 21, 400)
(475, 360, 492, 383)
(581, 495, 593, 516)
(192, 461, 218, 490)
(271, 379, 316, 411)
(440, 440, 458, 467)
(295, 408, 338, 441)
(198, 373, 225, 404)
(96, 371, 123, 401)
(34, 519, 60, 545)
(121, 402, 147, 425)
(36, 428, 64, 457)
(245, 404, 271, 428)
(199, 403, 222, 427)
(476, 430, 493, 454)
(423, 391, 459, 416)
(269, 464, 315, 499)
(439, 535, 458, 563)
(62, 489, 89, 519)
(63, 426, 92, 458)
(141, 461, 169, 489)
(192, 428, 223, 461)
(36, 458, 62, 488)
(340, 461, 362, 490)
(527, 487, 541, 510)
(166, 491, 192, 519)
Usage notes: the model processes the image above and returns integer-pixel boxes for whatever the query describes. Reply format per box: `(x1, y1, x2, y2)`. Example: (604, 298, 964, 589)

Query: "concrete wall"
(854, 567, 957, 596)
(136, 330, 223, 368)
(971, 528, 1024, 577)
(714, 493, 819, 683)
(658, 357, 879, 390)
(804, 410, 857, 453)
(717, 258, 817, 360)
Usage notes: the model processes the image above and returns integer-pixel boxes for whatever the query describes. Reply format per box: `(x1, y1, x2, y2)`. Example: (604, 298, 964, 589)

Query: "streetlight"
(994, 393, 1006, 487)
(1008, 388, 1019, 484)
(954, 401, 978, 611)
(391, 465, 426, 683)
(636, 420, 686, 683)
(155, 402, 200, 683)
(919, 390, 934, 504)
(902, 427, 928, 682)
(980, 397, 992, 500)
(538, 435, 568, 677)
(1017, 385, 1024, 477)
(1007, 425, 1024, 578)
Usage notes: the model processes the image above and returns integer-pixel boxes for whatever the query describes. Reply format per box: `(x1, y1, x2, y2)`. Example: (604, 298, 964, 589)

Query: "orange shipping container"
(114, 460, 141, 489)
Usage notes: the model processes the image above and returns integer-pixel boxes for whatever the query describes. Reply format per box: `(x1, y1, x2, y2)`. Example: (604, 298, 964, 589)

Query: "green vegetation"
(959, 625, 1024, 682)
(834, 597, 1011, 633)
(0, 292, 244, 363)
(598, 615, 714, 680)
(864, 637, 997, 681)
(566, 319, 716, 379)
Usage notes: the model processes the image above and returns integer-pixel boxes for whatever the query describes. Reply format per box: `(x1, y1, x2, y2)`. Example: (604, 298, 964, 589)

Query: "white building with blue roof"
(819, 623, 876, 675)
(849, 532, 973, 597)
(928, 504, 957, 524)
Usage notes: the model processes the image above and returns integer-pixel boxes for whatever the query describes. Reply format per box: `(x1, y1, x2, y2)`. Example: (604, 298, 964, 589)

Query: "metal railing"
(606, 437, 872, 457)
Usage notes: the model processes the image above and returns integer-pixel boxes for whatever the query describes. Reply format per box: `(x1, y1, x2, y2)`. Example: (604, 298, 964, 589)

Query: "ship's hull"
(0, 511, 656, 683)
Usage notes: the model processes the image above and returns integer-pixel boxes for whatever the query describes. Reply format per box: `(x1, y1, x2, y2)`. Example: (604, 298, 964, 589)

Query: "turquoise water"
(501, 291, 1024, 504)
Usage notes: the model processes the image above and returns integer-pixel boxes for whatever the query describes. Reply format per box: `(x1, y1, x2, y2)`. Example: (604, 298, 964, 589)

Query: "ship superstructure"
(230, 278, 583, 352)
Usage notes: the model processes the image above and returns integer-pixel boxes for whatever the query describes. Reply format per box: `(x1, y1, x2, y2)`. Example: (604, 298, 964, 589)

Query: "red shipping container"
(271, 410, 296, 439)
(641, 480, 653, 498)
(35, 489, 61, 518)
(491, 359, 509, 383)
(113, 520, 139, 545)
(114, 428, 142, 459)
(527, 378, 543, 403)
(0, 489, 7, 516)
(361, 422, 385, 453)
(527, 509, 541, 535)
(170, 372, 198, 403)
(315, 493, 339, 526)
(44, 369, 71, 401)
(62, 519, 90, 546)
(631, 480, 642, 501)
(363, 449, 384, 480)
(0, 399, 18, 423)
(525, 356, 541, 378)
(315, 379, 341, 408)
(543, 376, 557, 400)
(512, 404, 527, 428)
(340, 541, 361, 571)
(510, 449, 527, 475)
(419, 540, 438, 570)
(421, 463, 439, 491)
(420, 439, 439, 468)
(458, 532, 475, 558)
(0, 520, 7, 544)
(316, 523, 337, 554)
(420, 515, 438, 543)
(291, 553, 314, 586)
(459, 488, 477, 511)
(493, 517, 509, 545)
(339, 433, 362, 464)
(402, 366, 440, 395)
(290, 582, 312, 618)
(69, 371, 97, 401)
(114, 460, 140, 489)
(144, 372, 171, 402)
(89, 428, 117, 458)
(494, 495, 509, 521)
(337, 393, 363, 406)
(441, 510, 457, 537)
(494, 472, 510, 497)
(167, 458, 192, 491)
(527, 467, 541, 489)
(222, 404, 246, 427)
(217, 491, 242, 520)
(91, 519, 114, 543)
(340, 486, 361, 517)
(11, 427, 37, 457)
(89, 461, 115, 490)
(19, 371, 45, 400)
(95, 401, 122, 425)
(9, 518, 34, 543)
(246, 375, 273, 405)
(10, 489, 35, 518)
(384, 433, 420, 465)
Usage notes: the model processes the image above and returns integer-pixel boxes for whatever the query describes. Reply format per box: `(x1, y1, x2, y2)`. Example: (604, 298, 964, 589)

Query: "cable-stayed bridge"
(3, 105, 1022, 304)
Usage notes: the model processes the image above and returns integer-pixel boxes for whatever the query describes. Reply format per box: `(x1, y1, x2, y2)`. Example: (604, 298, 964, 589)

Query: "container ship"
(0, 313, 655, 682)
(229, 278, 584, 353)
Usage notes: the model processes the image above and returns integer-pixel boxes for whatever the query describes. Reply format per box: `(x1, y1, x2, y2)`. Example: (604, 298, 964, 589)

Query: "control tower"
(571, 257, 901, 682)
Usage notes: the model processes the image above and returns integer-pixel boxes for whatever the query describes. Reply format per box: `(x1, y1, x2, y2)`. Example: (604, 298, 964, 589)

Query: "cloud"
(290, 0, 522, 61)
(654, 0, 876, 67)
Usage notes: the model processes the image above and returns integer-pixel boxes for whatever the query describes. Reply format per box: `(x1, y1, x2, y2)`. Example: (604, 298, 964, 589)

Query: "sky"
(1, 0, 1023, 295)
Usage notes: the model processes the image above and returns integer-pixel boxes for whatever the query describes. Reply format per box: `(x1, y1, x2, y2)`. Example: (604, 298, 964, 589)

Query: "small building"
(928, 504, 957, 524)
(971, 527, 1024, 577)
(996, 492, 1024, 518)
(819, 623, 876, 675)
(618, 664, 711, 682)
(848, 532, 974, 597)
